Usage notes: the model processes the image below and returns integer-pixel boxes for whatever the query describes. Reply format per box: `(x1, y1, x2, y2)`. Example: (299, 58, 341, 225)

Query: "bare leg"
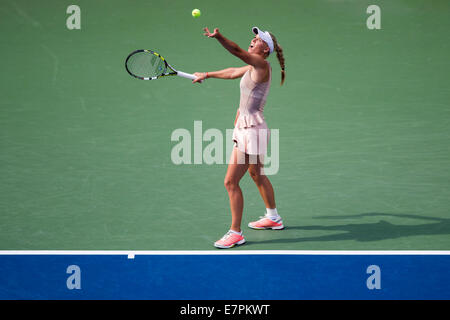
(248, 156, 276, 209)
(224, 148, 249, 232)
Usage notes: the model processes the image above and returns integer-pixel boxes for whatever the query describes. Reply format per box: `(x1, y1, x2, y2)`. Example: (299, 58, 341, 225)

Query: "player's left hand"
(203, 27, 220, 38)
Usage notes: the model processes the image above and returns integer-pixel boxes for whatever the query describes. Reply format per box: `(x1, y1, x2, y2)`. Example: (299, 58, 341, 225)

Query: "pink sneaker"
(214, 231, 246, 249)
(248, 215, 285, 230)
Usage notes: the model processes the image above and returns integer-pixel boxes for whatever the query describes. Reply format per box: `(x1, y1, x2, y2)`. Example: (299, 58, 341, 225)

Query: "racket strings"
(126, 52, 166, 78)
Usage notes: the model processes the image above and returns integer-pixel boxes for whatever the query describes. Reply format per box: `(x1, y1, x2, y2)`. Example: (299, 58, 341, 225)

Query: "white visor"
(252, 26, 274, 54)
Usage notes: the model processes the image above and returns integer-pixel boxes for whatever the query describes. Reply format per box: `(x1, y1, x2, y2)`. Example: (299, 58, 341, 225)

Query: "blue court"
(1, 252, 449, 300)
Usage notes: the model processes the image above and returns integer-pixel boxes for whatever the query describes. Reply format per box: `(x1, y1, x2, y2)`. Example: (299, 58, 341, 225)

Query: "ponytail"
(269, 33, 285, 85)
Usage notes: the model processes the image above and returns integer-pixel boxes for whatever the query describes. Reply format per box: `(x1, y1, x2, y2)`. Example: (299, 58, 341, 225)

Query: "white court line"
(0, 250, 449, 256)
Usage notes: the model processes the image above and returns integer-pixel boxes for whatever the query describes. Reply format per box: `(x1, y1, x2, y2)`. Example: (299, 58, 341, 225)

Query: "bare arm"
(204, 27, 267, 69)
(208, 66, 251, 79)
(192, 65, 250, 83)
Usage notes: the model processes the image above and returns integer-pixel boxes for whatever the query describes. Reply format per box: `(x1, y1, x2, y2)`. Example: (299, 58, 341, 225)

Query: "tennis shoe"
(248, 214, 285, 230)
(214, 231, 246, 249)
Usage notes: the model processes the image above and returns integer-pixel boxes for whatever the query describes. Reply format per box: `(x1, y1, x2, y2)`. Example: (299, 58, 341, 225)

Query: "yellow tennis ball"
(192, 9, 201, 18)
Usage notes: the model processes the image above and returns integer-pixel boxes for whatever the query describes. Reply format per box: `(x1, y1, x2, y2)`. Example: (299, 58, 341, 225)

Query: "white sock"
(229, 229, 242, 235)
(266, 208, 280, 220)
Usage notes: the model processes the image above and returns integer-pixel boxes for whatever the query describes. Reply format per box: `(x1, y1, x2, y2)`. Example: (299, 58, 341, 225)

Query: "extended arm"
(192, 65, 250, 83)
(204, 27, 267, 68)
(208, 66, 251, 79)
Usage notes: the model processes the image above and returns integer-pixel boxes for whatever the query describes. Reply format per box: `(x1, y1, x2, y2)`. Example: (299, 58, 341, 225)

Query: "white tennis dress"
(232, 62, 271, 155)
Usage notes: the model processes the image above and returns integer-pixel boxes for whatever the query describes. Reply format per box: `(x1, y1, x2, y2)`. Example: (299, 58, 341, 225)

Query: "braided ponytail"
(269, 32, 285, 85)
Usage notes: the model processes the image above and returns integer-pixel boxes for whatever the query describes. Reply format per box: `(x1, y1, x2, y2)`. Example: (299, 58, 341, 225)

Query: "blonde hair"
(269, 33, 285, 85)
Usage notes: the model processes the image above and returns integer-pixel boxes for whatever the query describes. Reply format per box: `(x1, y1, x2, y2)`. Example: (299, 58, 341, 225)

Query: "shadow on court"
(248, 213, 450, 245)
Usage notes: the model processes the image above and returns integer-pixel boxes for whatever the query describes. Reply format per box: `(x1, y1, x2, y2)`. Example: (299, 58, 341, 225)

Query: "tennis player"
(193, 27, 286, 248)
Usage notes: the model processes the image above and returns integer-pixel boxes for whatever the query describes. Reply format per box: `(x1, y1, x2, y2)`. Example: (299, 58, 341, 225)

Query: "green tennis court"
(1, 0, 449, 250)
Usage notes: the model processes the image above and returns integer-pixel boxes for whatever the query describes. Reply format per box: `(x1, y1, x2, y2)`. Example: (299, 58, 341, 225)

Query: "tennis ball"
(192, 9, 201, 18)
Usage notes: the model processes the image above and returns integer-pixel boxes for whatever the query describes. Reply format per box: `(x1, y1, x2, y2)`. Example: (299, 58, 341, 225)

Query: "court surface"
(1, 0, 449, 253)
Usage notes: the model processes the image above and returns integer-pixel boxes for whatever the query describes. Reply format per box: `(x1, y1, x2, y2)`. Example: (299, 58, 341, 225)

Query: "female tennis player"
(193, 26, 286, 248)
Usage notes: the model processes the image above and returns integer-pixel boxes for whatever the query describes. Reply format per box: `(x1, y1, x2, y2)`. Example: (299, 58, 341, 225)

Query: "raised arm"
(204, 27, 267, 69)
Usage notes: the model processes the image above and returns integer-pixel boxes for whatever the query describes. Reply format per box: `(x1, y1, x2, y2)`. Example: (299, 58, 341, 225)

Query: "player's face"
(248, 35, 269, 56)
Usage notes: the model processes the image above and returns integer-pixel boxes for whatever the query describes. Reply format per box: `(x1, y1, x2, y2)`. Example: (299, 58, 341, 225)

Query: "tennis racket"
(125, 49, 198, 81)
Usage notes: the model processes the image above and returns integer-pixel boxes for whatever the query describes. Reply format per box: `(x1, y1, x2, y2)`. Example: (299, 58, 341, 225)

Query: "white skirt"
(232, 121, 270, 155)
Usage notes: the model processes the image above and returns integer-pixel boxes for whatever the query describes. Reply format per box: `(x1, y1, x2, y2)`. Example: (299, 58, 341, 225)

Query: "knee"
(248, 168, 263, 185)
(224, 178, 239, 192)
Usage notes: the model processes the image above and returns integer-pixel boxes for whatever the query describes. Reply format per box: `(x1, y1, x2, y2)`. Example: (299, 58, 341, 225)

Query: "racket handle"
(177, 71, 197, 80)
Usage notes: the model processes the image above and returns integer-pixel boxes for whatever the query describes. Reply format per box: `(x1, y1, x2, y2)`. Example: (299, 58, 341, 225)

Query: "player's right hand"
(192, 72, 206, 83)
